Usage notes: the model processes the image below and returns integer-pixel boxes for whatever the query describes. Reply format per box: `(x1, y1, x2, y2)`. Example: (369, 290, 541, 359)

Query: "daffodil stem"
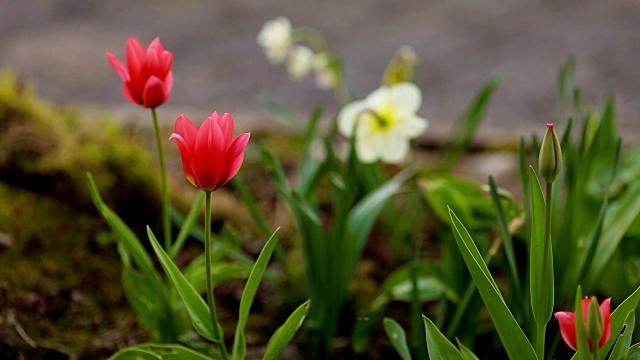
(151, 108, 172, 251)
(205, 191, 228, 359)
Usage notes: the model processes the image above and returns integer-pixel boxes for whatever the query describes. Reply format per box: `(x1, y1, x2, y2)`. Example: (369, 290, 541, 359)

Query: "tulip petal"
(122, 83, 139, 106)
(192, 118, 226, 190)
(126, 38, 146, 82)
(174, 114, 199, 148)
(599, 298, 612, 348)
(170, 132, 196, 187)
(142, 76, 169, 108)
(555, 311, 578, 351)
(106, 53, 130, 82)
(220, 133, 251, 187)
(217, 113, 236, 147)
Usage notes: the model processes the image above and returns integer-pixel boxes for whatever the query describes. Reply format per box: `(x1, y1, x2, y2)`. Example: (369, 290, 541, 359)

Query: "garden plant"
(3, 13, 640, 360)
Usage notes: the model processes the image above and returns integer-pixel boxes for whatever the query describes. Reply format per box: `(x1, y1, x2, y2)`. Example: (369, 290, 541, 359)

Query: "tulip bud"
(587, 296, 604, 349)
(538, 123, 562, 183)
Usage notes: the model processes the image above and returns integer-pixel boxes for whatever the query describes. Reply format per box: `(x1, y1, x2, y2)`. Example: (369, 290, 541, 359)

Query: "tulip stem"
(536, 181, 554, 360)
(536, 322, 546, 360)
(205, 191, 228, 359)
(151, 108, 172, 251)
(593, 345, 598, 360)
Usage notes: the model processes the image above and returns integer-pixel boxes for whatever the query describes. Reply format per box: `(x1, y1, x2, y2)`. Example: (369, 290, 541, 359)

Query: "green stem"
(536, 181, 554, 360)
(205, 191, 228, 360)
(151, 108, 172, 250)
(536, 322, 546, 360)
(592, 345, 598, 360)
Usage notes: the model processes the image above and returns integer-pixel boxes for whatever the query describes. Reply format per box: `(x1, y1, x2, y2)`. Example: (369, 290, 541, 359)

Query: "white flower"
(313, 53, 337, 90)
(257, 17, 292, 64)
(337, 83, 428, 164)
(287, 45, 314, 79)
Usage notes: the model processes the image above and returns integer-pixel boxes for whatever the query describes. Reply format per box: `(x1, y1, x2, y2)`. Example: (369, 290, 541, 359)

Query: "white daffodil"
(257, 17, 293, 64)
(287, 45, 315, 79)
(313, 53, 337, 90)
(337, 82, 427, 163)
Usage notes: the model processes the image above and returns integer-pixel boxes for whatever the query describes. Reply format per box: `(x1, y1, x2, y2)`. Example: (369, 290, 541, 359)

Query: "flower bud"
(587, 296, 604, 349)
(538, 123, 562, 183)
(383, 46, 417, 86)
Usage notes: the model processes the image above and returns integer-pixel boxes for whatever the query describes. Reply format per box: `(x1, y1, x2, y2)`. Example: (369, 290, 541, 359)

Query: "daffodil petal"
(337, 100, 366, 137)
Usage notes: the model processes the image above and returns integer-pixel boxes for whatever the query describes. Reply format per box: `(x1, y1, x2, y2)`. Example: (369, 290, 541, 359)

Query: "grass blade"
(263, 300, 311, 360)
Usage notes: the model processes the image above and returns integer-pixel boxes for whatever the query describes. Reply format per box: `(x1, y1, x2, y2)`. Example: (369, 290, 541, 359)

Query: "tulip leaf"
(108, 343, 212, 360)
(384, 317, 412, 360)
(529, 166, 554, 326)
(449, 207, 537, 360)
(586, 181, 640, 287)
(232, 228, 281, 360)
(456, 339, 480, 360)
(183, 261, 251, 294)
(170, 191, 205, 259)
(263, 299, 311, 360)
(628, 343, 640, 360)
(608, 311, 635, 360)
(118, 244, 176, 343)
(424, 316, 464, 360)
(87, 173, 157, 278)
(147, 227, 218, 342)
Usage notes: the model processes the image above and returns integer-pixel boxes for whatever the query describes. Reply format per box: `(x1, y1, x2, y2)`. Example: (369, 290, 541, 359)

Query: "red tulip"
(107, 38, 174, 108)
(170, 112, 250, 192)
(554, 297, 612, 351)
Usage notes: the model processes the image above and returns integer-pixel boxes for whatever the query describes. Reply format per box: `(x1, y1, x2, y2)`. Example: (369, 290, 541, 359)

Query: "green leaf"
(108, 343, 212, 360)
(259, 96, 305, 129)
(529, 167, 553, 325)
(384, 317, 412, 360)
(339, 169, 414, 289)
(170, 191, 205, 259)
(443, 71, 502, 170)
(586, 182, 640, 286)
(87, 173, 156, 277)
(232, 228, 281, 360)
(119, 244, 176, 343)
(183, 260, 251, 294)
(609, 311, 635, 360)
(628, 343, 640, 360)
(424, 316, 464, 360)
(488, 176, 521, 297)
(448, 208, 537, 360)
(263, 300, 311, 360)
(456, 339, 480, 360)
(146, 227, 218, 342)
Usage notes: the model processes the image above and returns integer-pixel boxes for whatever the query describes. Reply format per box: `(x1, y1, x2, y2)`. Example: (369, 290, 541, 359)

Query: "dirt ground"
(2, 0, 640, 144)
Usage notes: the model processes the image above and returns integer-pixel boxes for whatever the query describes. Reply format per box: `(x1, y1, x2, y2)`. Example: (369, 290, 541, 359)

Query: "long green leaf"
(147, 227, 218, 341)
(574, 286, 590, 360)
(232, 228, 281, 360)
(449, 208, 537, 360)
(170, 191, 205, 259)
(118, 244, 176, 343)
(263, 300, 311, 360)
(384, 317, 412, 360)
(609, 311, 635, 360)
(529, 167, 553, 325)
(424, 316, 464, 360)
(108, 343, 212, 360)
(340, 169, 414, 289)
(488, 176, 521, 298)
(87, 173, 156, 276)
(456, 339, 480, 360)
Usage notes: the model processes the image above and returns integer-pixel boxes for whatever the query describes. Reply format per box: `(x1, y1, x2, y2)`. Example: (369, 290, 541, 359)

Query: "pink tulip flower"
(554, 297, 612, 351)
(107, 37, 174, 108)
(170, 112, 250, 192)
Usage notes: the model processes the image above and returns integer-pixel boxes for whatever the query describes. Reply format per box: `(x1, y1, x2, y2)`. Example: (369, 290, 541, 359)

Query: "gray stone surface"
(2, 0, 640, 143)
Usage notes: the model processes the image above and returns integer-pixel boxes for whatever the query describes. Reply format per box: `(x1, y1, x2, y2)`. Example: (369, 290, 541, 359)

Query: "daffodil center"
(361, 109, 393, 130)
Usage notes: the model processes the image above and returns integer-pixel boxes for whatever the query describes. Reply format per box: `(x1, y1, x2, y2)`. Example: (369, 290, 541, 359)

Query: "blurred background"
(2, 0, 640, 142)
